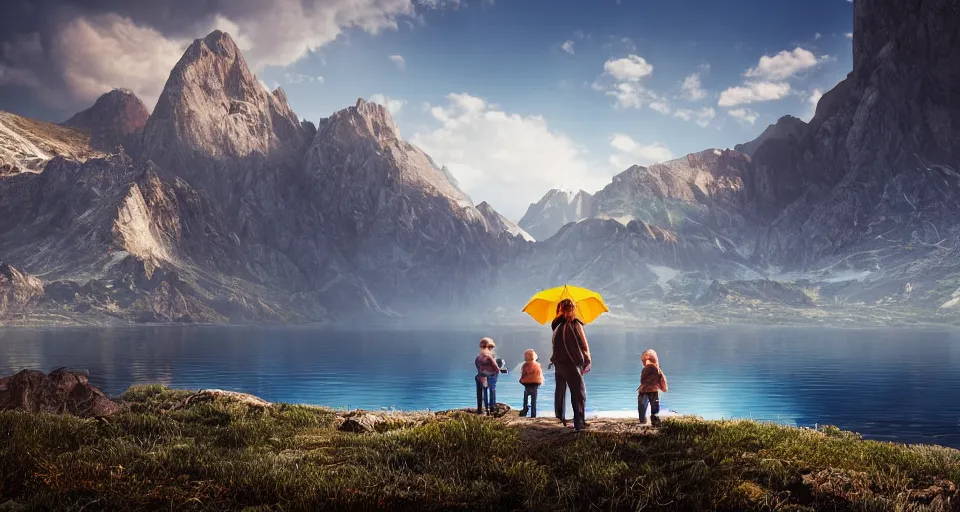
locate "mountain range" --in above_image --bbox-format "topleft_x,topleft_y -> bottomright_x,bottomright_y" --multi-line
2,0 -> 958,326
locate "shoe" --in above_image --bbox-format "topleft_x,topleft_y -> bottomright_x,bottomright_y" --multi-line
477,409 -> 484,415
639,416 -> 649,425
651,416 -> 662,427
520,406 -> 529,417
560,419 -> 568,427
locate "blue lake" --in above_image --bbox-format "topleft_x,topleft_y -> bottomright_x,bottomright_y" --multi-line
1,325 -> 958,448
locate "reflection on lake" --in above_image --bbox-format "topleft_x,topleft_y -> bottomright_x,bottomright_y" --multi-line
0,325 -> 958,447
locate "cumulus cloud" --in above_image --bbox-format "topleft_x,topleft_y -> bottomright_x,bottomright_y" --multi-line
388,54 -> 406,69
680,72 -> 706,101
718,81 -> 791,107
0,14 -> 187,111
808,88 -> 823,109
673,107 -> 716,127
603,55 -> 653,81
284,72 -> 324,84
369,93 -> 406,115
608,133 -> 673,169
411,93 -> 609,220
0,0 -> 453,114
561,40 -> 575,54
745,47 -> 824,81
845,32 -> 853,39
727,108 -> 759,125
602,81 -> 671,111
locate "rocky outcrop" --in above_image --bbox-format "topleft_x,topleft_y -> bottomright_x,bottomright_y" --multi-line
0,263 -> 43,317
0,112 -> 101,174
735,115 -> 808,157
477,201 -> 535,242
519,189 -> 594,242
0,368 -> 120,417
63,89 -> 149,152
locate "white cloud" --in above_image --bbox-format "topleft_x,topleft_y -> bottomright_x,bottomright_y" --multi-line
284,72 -> 324,84
745,47 -> 824,81
0,15 -> 188,110
603,55 -> 653,81
680,72 -> 706,101
2,0 -> 433,112
417,0 -> 464,9
608,133 -> 673,169
604,81 -> 672,111
388,54 -> 406,69
561,40 -> 575,54
814,32 -> 822,40
808,88 -> 823,109
673,107 -> 716,127
369,93 -> 406,115
411,93 -> 609,220
648,101 -> 672,115
718,81 -> 791,107
845,32 -> 854,39
727,108 -> 759,125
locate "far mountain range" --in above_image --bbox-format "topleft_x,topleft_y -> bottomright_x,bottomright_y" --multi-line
1,0 -> 958,327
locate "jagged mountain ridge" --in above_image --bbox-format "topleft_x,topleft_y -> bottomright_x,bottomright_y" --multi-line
511,0 -> 960,314
0,30 -> 526,324
518,189 -> 594,242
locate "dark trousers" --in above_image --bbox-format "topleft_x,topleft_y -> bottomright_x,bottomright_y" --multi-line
554,362 -> 586,427
475,373 -> 498,412
639,391 -> 660,421
522,384 -> 539,417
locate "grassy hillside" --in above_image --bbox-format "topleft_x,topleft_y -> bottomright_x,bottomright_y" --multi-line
0,385 -> 957,511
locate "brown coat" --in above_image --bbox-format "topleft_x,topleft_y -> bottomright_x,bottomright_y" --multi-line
638,364 -> 668,393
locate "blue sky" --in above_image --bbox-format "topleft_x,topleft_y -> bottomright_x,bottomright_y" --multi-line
256,0 -> 854,219
0,0 -> 854,220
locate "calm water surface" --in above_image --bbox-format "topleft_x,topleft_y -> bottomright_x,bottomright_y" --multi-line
1,326 -> 958,447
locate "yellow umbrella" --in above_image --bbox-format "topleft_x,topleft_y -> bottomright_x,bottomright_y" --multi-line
522,284 -> 610,325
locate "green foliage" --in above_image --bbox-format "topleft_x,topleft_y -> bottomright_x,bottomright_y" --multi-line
0,388 -> 958,511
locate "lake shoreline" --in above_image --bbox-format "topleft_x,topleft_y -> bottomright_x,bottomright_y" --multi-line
1,385 -> 957,511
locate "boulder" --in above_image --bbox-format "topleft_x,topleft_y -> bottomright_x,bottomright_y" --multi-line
0,368 -> 119,417
179,389 -> 273,409
338,413 -> 383,434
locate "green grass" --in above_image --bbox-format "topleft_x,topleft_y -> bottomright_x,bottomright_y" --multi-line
1,385 -> 958,511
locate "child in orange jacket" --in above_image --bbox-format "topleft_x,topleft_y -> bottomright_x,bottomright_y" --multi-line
519,349 -> 544,417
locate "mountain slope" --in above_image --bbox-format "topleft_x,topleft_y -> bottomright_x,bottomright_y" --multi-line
518,189 -> 594,241
0,112 -> 101,175
63,89 -> 149,152
734,115 -> 808,157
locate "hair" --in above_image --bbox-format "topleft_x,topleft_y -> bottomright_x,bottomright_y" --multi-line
524,349 -> 537,362
641,349 -> 659,366
558,299 -> 576,313
480,337 -> 496,350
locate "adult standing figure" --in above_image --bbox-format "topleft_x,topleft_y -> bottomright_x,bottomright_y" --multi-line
550,299 -> 592,431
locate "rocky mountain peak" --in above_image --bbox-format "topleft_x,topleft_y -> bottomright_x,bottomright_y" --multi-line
139,30 -> 304,176
476,201 -> 535,242
734,115 -> 808,157
306,99 -> 467,207
518,188 -> 596,242
63,88 -> 149,152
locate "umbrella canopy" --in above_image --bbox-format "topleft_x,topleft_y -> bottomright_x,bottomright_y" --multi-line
522,285 -> 609,325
